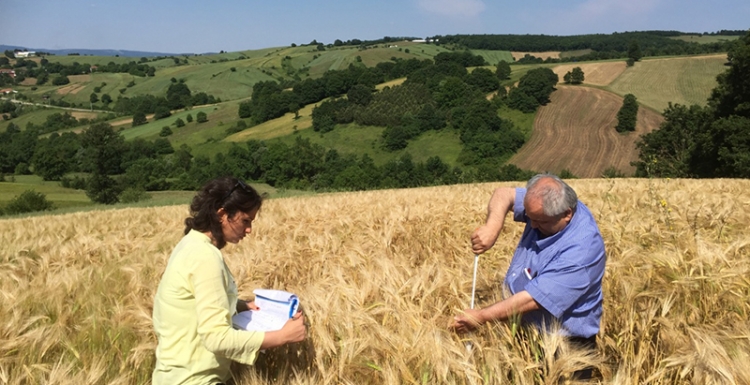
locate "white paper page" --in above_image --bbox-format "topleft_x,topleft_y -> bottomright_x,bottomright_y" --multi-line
232,310 -> 287,332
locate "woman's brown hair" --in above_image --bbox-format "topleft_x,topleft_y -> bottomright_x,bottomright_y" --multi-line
184,176 -> 263,249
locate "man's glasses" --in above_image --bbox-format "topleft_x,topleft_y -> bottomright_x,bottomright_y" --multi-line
223,179 -> 251,202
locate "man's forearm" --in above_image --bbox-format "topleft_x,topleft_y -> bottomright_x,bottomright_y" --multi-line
485,187 -> 516,231
478,290 -> 540,323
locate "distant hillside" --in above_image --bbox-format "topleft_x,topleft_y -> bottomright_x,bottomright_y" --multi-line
0,44 -> 186,58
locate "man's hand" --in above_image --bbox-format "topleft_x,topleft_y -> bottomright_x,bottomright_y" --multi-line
450,309 -> 484,334
471,225 -> 499,255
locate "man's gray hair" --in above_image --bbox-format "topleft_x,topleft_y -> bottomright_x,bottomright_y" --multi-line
525,173 -> 578,217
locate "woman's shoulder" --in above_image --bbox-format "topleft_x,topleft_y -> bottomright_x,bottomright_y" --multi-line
171,230 -> 222,263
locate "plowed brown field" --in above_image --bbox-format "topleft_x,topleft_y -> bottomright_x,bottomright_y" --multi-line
552,62 -> 627,86
509,86 -> 663,177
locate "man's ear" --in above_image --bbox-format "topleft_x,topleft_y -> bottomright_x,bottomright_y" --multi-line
562,208 -> 573,223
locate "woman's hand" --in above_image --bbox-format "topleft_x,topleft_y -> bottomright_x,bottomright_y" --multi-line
236,299 -> 260,313
261,311 -> 307,349
281,311 -> 307,343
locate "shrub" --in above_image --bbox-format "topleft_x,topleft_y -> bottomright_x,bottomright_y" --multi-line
4,190 -> 54,215
196,111 -> 208,123
159,126 -> 172,137
119,188 -> 151,204
14,162 -> 30,175
51,75 -> 70,86
60,175 -> 88,190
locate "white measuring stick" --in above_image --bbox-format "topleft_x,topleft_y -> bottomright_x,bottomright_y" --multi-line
466,254 -> 480,353
470,254 -> 479,309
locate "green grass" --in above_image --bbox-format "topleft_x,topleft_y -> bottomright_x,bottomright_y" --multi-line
0,175 -> 91,210
267,123 -> 465,166
498,104 -> 536,139
471,50 -> 514,66
606,54 -> 728,112
0,175 -> 311,218
0,105 -> 88,132
559,49 -> 594,58
669,35 -> 740,44
119,105 -> 218,141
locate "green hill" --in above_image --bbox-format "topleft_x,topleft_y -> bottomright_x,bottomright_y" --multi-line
0,36 -> 738,204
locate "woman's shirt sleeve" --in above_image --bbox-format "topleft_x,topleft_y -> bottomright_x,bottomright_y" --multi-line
187,246 -> 265,365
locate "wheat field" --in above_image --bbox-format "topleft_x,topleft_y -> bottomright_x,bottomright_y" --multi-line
1,178 -> 749,385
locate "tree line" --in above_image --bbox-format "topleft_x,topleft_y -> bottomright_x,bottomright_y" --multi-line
0,119 -> 536,206
432,31 -> 739,61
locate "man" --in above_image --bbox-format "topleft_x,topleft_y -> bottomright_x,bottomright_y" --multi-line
451,174 -> 606,351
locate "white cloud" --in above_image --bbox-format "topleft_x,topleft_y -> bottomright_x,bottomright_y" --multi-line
416,0 -> 486,18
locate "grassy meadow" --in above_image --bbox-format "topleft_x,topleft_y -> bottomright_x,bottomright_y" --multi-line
606,54 -> 728,113
1,178 -> 749,384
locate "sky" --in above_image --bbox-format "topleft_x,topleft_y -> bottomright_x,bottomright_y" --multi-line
1,0 -> 748,54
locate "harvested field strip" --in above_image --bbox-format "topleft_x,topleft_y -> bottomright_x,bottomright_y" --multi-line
552,61 -> 627,86
511,51 -> 561,60
607,54 -> 727,112
509,86 -> 663,177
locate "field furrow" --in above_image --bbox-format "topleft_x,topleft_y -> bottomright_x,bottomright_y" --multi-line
509,86 -> 663,177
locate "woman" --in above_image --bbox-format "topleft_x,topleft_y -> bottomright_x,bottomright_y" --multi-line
152,176 -> 306,385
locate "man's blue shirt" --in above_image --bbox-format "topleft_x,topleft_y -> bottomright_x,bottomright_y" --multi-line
504,188 -> 606,338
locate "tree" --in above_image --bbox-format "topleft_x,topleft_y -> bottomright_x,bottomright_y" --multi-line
153,106 -> 171,120
196,111 -> 208,123
89,93 -> 99,104
159,126 -> 173,137
466,67 -> 500,93
186,113 -> 193,123
132,111 -> 147,127
52,75 -> 70,85
495,60 -> 511,80
615,94 -> 639,132
80,122 -> 126,175
570,67 -> 584,84
101,93 -> 112,105
515,67 -> 558,106
238,101 -> 252,119
166,82 -> 192,110
709,32 -> 750,119
86,172 -> 121,204
628,40 -> 643,62
634,103 -> 712,177
174,118 -> 185,127
31,132 -> 80,180
347,84 -> 373,106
